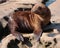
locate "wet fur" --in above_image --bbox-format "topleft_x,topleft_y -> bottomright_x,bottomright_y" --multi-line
8,11 -> 43,41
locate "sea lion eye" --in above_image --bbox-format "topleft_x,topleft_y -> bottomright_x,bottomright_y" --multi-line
38,7 -> 42,10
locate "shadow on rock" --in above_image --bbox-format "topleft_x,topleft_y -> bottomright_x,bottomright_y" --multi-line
43,23 -> 60,32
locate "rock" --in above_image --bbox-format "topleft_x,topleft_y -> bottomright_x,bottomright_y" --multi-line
48,0 -> 60,23
0,0 -> 42,19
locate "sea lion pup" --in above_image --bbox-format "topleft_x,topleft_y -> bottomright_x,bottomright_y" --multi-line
31,3 -> 51,27
8,11 -> 43,42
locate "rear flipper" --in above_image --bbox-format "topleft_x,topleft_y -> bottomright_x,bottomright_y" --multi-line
12,32 -> 24,41
8,18 -> 24,41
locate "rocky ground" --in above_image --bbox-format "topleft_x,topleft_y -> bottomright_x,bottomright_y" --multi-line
0,0 -> 60,48
0,0 -> 42,19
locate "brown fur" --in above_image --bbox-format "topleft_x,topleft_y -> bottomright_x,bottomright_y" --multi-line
8,11 -> 43,41
31,3 -> 51,26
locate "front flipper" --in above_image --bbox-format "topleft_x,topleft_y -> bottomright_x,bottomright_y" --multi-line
33,29 -> 42,41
